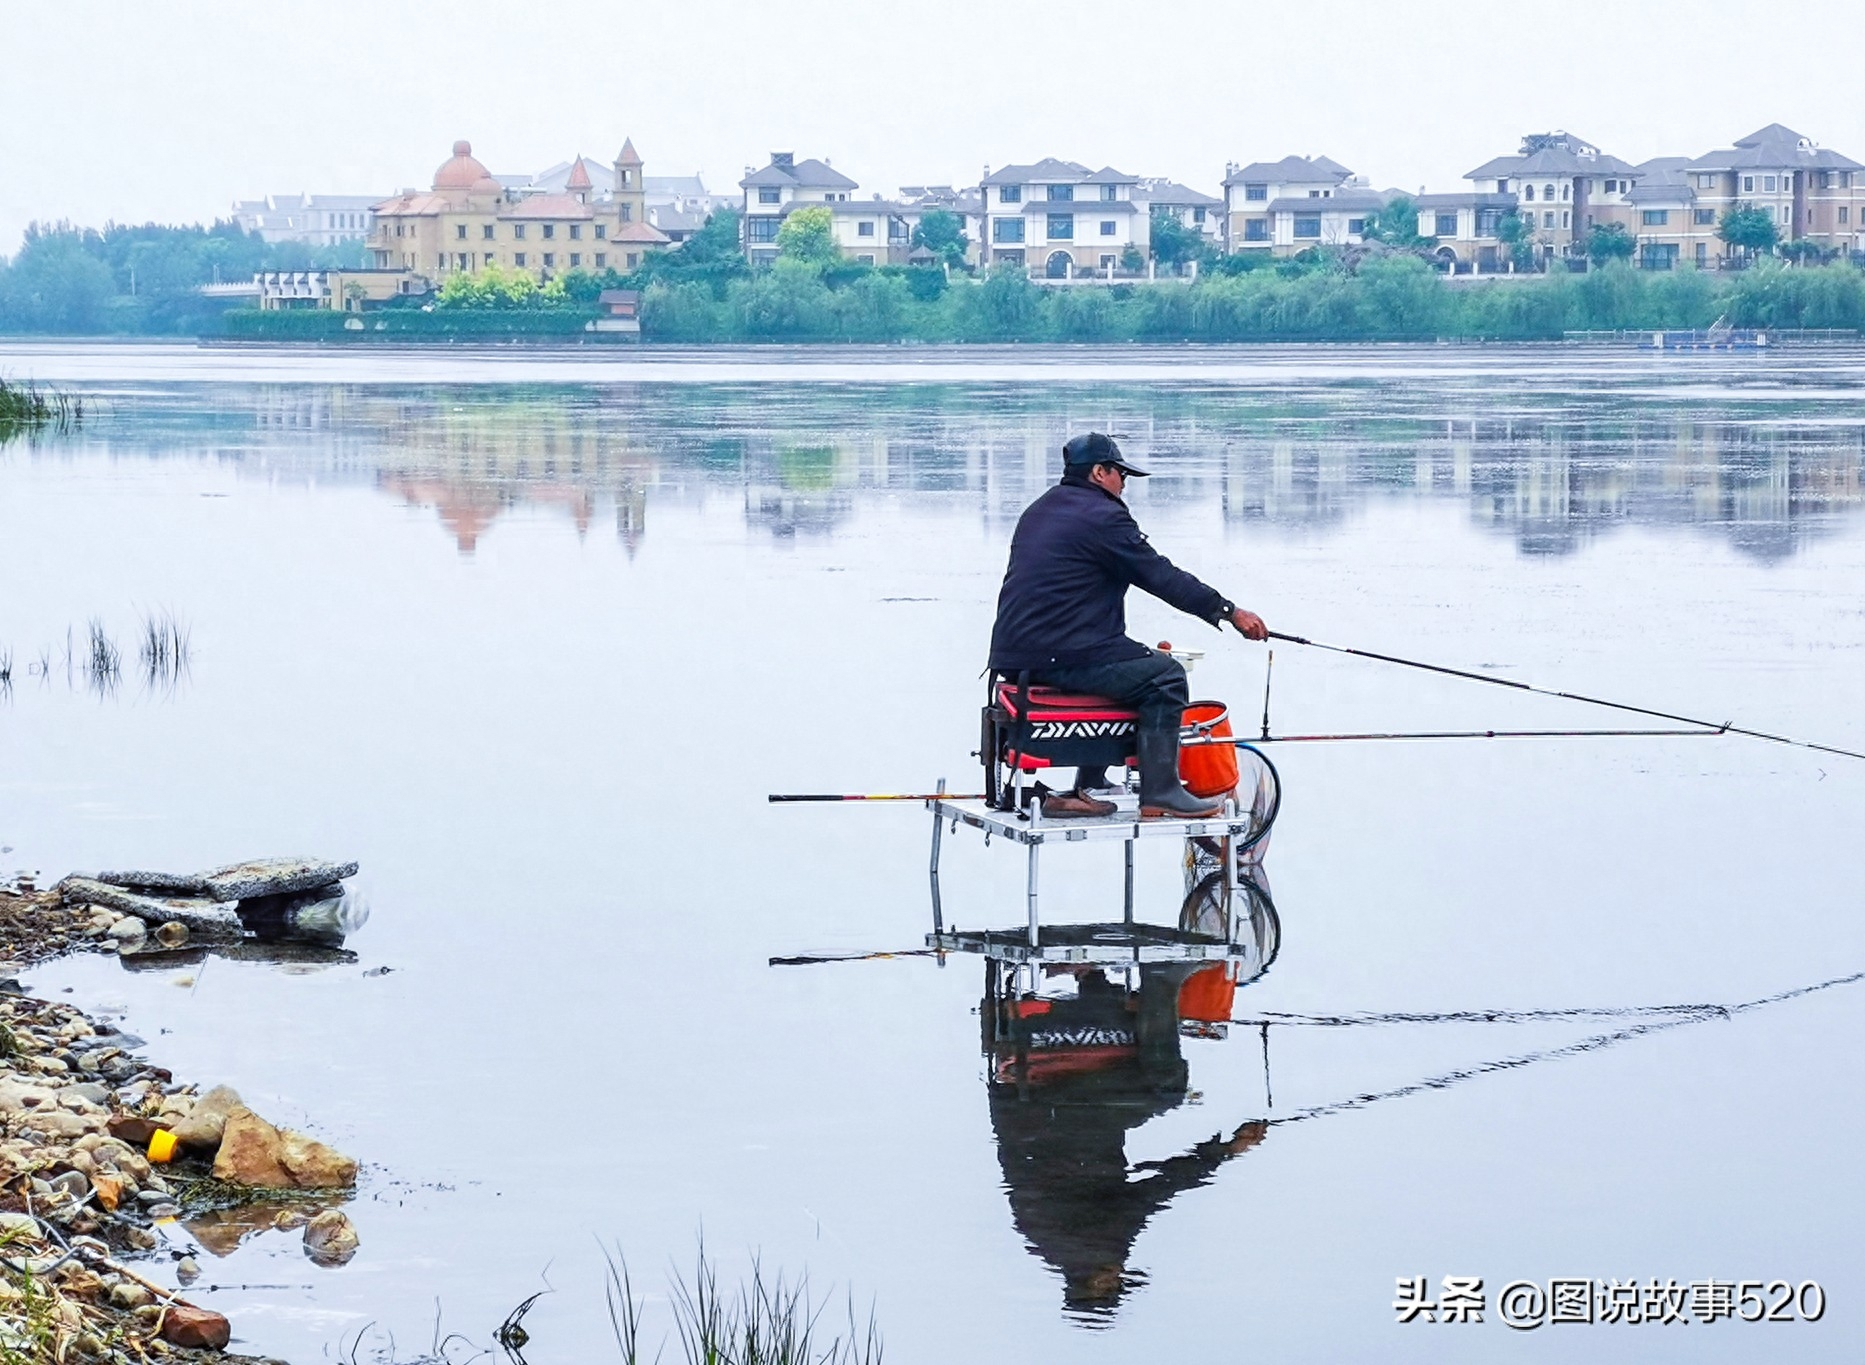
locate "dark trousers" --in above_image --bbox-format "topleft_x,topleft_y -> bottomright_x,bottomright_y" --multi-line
1031,650 -> 1188,788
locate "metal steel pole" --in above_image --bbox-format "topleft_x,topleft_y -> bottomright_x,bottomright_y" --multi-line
1026,838 -> 1041,947
929,777 -> 946,934
1123,839 -> 1135,923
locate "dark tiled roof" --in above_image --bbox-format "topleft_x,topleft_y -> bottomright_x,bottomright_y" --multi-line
1136,179 -> 1222,206
981,159 -> 1132,186
1264,188 -> 1391,213
740,158 -> 859,190
1223,155 -> 1350,187
1415,192 -> 1518,208
1687,124 -> 1863,172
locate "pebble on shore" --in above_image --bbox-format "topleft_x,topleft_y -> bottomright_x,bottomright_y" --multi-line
0,883 -> 361,1360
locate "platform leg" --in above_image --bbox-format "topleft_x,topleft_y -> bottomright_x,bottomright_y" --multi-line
929,777 -> 946,934
1026,840 -> 1041,947
1123,839 -> 1135,924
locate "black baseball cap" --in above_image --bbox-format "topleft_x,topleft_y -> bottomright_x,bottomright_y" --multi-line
1063,432 -> 1150,477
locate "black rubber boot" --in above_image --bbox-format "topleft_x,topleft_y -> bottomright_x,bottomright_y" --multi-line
1138,718 -> 1223,819
1072,765 -> 1111,793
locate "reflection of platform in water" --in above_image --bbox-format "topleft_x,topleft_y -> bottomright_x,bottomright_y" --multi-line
931,922 -> 1244,966
929,796 -> 1257,847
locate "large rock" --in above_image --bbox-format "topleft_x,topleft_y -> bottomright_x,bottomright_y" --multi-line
58,880 -> 241,938
302,1209 -> 359,1266
160,1305 -> 230,1351
199,858 -> 358,903
211,1107 -> 357,1189
171,1086 -> 244,1152
211,1108 -> 290,1186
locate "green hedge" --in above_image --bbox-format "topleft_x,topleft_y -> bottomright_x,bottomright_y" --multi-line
216,308 -> 604,341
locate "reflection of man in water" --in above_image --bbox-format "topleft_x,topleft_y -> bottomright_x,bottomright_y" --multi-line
988,964 -> 1266,1318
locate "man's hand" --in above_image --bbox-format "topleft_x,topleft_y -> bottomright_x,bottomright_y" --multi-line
1229,608 -> 1268,642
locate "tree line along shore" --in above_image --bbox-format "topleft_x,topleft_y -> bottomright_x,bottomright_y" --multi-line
7,210 -> 1865,344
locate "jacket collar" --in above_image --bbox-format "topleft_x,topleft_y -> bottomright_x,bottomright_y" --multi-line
1060,470 -> 1124,504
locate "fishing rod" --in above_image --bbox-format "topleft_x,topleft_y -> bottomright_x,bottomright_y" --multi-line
769,792 -> 984,803
1188,726 -> 1727,746
1261,629 -> 1865,762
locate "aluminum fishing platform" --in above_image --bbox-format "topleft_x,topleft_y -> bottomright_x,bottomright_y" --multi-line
925,782 -> 1265,947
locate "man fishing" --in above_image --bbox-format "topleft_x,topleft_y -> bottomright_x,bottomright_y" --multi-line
989,432 -> 1268,820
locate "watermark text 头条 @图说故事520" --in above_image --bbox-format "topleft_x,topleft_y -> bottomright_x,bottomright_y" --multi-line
1394,1275 -> 1826,1329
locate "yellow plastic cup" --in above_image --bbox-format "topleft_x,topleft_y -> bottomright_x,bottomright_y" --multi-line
147,1129 -> 178,1164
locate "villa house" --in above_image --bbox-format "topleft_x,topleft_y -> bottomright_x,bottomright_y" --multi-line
1682,124 -> 1865,256
896,186 -> 985,267
368,139 -> 668,291
1134,179 -> 1224,251
1222,155 -> 1353,251
738,152 -> 861,265
1412,193 -> 1519,270
979,159 -> 1150,277
1462,132 -> 1642,262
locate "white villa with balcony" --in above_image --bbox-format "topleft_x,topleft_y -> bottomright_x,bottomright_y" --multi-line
980,159 -> 1150,277
739,152 -> 861,265
1223,156 -> 1355,251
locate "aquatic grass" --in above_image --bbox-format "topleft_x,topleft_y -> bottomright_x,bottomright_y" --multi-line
0,379 -> 82,440
137,608 -> 192,689
602,1238 -> 881,1365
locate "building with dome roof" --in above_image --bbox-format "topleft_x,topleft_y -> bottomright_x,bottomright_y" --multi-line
366,137 -> 668,295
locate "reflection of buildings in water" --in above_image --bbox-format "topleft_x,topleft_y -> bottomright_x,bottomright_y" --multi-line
164,385 -> 1865,563
978,872 -> 1279,1322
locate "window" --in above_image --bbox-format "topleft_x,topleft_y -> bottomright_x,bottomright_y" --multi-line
1047,184 -> 1073,201
543,252 -> 555,267
1101,185 -> 1117,201
1099,254 -> 1115,269
482,224 -> 494,240
1764,175 -> 1777,192
569,225 -> 581,240
1843,172 -> 1853,189
1743,176 -> 1755,192
759,187 -> 781,204
1435,212 -> 1458,237
595,253 -> 606,267
1243,218 -> 1270,241
1843,207 -> 1851,224
1100,220 -> 1116,236
514,252 -> 526,267
992,217 -> 1024,244
999,185 -> 1022,204
620,205 -> 631,222
513,224 -> 527,239
626,253 -> 639,267
569,252 -> 581,266
1046,213 -> 1074,240
1543,211 -> 1555,228
1293,216 -> 1321,238
542,224 -> 555,239
1781,206 -> 1792,223
1697,242 -> 1708,262
857,221 -> 874,236
484,252 -> 496,265
1562,211 -> 1570,227
1820,171 -> 1833,189
1308,189 -> 1323,197
857,254 -> 874,264
1496,180 -> 1509,193
1698,173 -> 1717,189
1642,209 -> 1670,226
1604,179 -> 1617,192
456,224 -> 467,240
1561,185 -> 1570,200
1694,208 -> 1716,225
1347,217 -> 1365,235
1543,184 -> 1555,200
1523,184 -> 1535,201
1192,207 -> 1205,223
1244,183 -> 1267,201
746,217 -> 780,242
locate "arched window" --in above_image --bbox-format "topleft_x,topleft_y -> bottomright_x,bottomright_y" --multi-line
1543,184 -> 1556,201
1561,184 -> 1570,201
1524,185 -> 1535,201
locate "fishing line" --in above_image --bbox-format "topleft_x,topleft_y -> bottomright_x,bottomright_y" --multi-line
1263,629 -> 1865,762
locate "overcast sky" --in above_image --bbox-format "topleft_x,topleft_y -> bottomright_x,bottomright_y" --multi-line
6,0 -> 1863,254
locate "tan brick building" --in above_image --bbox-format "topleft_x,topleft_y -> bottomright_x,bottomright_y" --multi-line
369,140 -> 668,291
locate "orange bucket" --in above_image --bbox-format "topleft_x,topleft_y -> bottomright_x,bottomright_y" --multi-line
1179,701 -> 1239,799
1177,963 -> 1236,1023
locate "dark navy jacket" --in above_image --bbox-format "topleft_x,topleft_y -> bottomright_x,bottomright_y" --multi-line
988,474 -> 1233,672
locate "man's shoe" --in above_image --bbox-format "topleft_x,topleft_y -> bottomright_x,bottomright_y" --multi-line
1041,790 -> 1118,819
1137,717 -> 1225,819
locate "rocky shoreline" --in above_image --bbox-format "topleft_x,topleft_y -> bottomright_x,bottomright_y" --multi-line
0,885 -> 359,1363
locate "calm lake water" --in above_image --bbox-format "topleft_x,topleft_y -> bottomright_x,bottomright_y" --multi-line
3,341 -> 1864,1363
